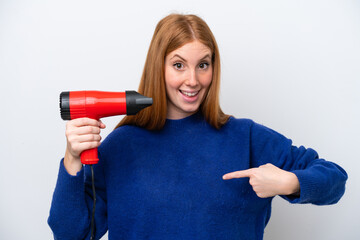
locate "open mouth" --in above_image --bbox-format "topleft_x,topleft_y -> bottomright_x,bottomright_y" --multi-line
179,90 -> 199,97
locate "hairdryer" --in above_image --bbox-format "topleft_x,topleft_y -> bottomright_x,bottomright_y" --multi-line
59,90 -> 152,165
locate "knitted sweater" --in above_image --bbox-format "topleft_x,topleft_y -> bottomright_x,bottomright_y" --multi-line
48,113 -> 347,240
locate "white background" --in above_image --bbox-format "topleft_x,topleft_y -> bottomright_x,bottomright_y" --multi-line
0,0 -> 359,239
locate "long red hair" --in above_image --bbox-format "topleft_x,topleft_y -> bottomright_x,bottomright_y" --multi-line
115,14 -> 230,130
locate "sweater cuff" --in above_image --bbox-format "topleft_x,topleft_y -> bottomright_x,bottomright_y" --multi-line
281,169 -> 319,204
54,159 -> 85,203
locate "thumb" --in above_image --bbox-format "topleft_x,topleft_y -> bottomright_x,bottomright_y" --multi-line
222,169 -> 253,180
99,120 -> 106,129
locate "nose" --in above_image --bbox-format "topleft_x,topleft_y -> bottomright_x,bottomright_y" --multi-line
186,69 -> 198,87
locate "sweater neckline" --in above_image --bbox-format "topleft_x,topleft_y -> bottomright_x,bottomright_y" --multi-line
165,111 -> 203,128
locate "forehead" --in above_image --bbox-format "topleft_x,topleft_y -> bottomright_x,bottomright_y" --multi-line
167,40 -> 212,59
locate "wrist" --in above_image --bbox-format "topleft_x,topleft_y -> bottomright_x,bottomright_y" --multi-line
64,150 -> 83,176
284,172 -> 300,196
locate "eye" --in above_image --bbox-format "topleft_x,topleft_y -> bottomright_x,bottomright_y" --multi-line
199,62 -> 209,70
173,62 -> 184,70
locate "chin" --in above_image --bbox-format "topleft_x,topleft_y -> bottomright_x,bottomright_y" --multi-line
181,105 -> 201,115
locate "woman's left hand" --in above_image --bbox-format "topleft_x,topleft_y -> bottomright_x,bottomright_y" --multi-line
222,163 -> 300,198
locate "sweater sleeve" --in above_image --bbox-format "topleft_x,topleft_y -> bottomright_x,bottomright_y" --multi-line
249,121 -> 348,205
48,156 -> 108,240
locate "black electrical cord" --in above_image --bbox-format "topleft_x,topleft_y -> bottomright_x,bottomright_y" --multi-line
90,165 -> 96,240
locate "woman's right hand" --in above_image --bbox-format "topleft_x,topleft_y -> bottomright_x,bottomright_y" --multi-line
64,118 -> 106,175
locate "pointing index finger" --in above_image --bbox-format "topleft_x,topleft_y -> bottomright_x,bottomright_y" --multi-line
222,169 -> 253,180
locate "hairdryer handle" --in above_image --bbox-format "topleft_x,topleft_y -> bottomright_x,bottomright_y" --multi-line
80,148 -> 99,165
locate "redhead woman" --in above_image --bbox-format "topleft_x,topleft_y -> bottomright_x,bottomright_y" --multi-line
48,14 -> 347,240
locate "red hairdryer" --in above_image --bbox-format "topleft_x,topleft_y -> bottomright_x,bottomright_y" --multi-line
59,90 -> 152,165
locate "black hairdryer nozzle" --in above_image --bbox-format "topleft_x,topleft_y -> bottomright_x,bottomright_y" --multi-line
126,91 -> 153,115
59,92 -> 71,120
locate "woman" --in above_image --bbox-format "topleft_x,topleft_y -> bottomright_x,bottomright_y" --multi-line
48,14 -> 347,240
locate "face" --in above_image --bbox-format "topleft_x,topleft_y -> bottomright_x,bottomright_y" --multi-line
164,40 -> 213,119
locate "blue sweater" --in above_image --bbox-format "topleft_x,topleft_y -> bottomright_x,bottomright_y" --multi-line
48,113 -> 347,240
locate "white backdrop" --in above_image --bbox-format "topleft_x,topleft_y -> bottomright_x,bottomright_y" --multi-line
0,0 -> 359,239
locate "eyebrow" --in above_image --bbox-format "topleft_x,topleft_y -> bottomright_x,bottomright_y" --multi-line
170,54 -> 211,62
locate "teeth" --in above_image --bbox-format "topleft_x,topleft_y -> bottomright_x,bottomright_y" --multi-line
181,91 -> 198,97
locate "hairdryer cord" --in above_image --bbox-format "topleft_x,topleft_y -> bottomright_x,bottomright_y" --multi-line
90,165 -> 96,240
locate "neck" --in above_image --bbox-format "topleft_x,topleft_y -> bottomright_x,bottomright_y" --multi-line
166,110 -> 198,120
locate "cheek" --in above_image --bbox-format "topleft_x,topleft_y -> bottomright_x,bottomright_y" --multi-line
200,71 -> 213,88
165,69 -> 181,90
